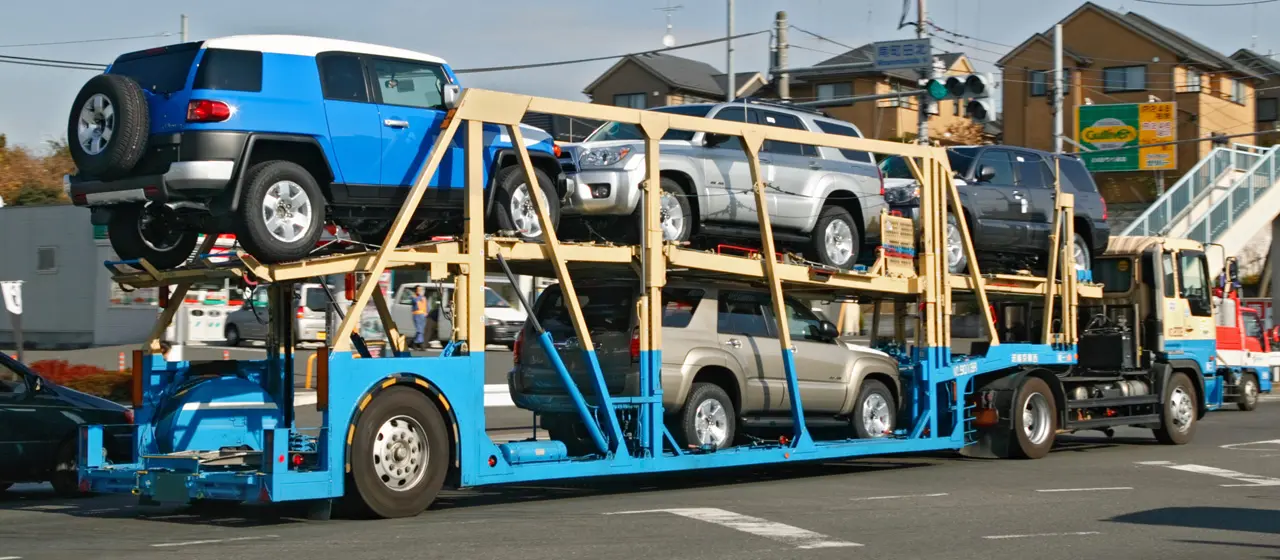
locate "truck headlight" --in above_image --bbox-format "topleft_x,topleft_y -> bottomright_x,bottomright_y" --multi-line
485,317 -> 500,326
579,146 -> 632,168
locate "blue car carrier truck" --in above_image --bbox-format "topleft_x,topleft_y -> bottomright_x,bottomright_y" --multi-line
79,89 -> 1211,519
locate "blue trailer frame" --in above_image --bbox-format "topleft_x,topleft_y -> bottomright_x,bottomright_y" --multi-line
78,89 -> 1133,517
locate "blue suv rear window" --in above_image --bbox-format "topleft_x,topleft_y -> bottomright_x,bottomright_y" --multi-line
110,43 -> 200,94
194,48 -> 263,92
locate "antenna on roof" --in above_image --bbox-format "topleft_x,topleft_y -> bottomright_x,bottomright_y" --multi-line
656,1 -> 684,48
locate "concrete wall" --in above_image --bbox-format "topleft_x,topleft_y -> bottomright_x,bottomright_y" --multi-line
0,205 -> 154,349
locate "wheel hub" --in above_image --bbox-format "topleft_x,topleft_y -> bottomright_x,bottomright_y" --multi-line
77,93 -> 115,156
262,180 -> 313,243
860,393 -> 891,436
693,399 -> 728,447
1170,387 -> 1193,430
372,415 -> 429,492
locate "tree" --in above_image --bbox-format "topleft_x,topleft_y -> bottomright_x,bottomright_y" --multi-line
0,135 -> 73,206
941,120 -> 986,145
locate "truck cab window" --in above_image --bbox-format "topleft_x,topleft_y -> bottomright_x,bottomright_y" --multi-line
1162,253 -> 1177,299
1178,252 -> 1211,317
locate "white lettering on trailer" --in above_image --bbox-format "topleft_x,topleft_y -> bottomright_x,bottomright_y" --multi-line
607,508 -> 862,549
983,531 -> 1100,540
1138,462 -> 1280,486
953,362 -> 978,376
1011,353 -> 1040,363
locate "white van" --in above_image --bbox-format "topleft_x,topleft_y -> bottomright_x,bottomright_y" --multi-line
391,281 -> 527,348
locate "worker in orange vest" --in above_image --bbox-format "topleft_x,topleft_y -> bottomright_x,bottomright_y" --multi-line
411,286 -> 429,350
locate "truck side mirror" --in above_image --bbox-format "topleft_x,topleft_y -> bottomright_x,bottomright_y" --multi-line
442,84 -> 461,109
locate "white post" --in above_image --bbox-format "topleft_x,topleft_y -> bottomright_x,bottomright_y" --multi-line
1053,24 -> 1064,154
726,0 -> 735,101
181,14 -> 188,42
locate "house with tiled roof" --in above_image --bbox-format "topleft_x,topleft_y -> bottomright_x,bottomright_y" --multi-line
998,2 -> 1263,204
583,52 -> 765,109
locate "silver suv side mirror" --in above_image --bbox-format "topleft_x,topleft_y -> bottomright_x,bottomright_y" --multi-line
443,84 -> 461,109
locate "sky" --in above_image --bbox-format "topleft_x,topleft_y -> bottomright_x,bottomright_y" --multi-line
3,0 -> 1280,151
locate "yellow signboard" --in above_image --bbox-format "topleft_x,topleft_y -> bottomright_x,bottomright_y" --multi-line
1138,102 -> 1176,171
1077,101 -> 1177,172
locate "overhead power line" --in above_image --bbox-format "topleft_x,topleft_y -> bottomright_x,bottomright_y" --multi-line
1134,0 -> 1278,6
0,58 -> 104,71
787,25 -> 857,52
453,29 -> 768,74
0,54 -> 105,70
0,32 -> 173,49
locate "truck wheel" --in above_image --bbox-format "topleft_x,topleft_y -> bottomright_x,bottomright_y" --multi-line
675,382 -> 736,450
1154,372 -> 1197,445
493,165 -> 559,241
346,387 -> 449,518
67,74 -> 149,179
224,325 -> 241,347
806,205 -> 859,269
1010,377 -> 1056,459
237,161 -> 326,264
1238,373 -> 1260,412
852,379 -> 895,438
107,203 -> 198,270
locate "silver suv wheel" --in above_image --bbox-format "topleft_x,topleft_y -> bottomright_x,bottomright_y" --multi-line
261,180 -> 314,243
694,398 -> 729,447
824,219 -> 854,265
860,392 -> 892,437
509,183 -> 543,238
659,190 -> 685,241
77,93 -> 114,156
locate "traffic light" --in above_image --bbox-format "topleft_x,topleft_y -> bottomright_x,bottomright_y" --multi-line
922,72 -> 994,123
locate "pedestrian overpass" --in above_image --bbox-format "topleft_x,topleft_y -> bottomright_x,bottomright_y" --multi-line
1121,143 -> 1280,291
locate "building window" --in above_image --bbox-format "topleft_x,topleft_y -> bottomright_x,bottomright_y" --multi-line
36,247 -> 56,273
613,93 -> 645,109
1231,79 -> 1247,104
1029,70 -> 1047,97
1259,98 -> 1278,122
816,82 -> 852,101
1182,67 -> 1202,93
1102,65 -> 1146,92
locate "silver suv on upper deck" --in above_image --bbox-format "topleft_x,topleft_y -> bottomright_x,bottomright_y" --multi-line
558,100 -> 886,269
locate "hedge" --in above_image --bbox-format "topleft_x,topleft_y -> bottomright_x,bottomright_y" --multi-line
29,360 -> 132,402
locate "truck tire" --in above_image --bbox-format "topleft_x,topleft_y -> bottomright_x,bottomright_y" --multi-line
107,203 -> 199,270
236,161 -> 327,264
806,205 -> 859,269
675,382 -> 736,450
1010,376 -> 1056,459
852,378 -> 895,438
1154,372 -> 1197,445
1238,373 -> 1260,412
345,387 -> 449,518
493,165 -> 560,241
67,74 -> 149,179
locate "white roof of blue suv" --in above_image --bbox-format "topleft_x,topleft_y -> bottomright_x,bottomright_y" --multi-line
200,34 -> 446,64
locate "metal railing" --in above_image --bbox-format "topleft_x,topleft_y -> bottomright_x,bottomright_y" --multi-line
1120,146 -> 1262,236
1185,145 -> 1280,244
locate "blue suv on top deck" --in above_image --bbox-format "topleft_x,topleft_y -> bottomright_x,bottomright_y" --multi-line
65,35 -> 564,268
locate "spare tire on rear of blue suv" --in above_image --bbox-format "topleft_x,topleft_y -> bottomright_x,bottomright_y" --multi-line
66,74 -> 150,179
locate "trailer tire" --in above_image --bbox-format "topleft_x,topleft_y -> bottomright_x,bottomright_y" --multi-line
1010,376 -> 1056,459
675,382 -> 736,450
345,387 -> 449,519
1154,372 -> 1197,445
1237,373 -> 1260,412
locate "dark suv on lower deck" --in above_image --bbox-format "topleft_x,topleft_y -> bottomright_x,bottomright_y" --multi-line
880,146 -> 1110,275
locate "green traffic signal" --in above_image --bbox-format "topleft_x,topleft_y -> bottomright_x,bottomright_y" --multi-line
926,79 -> 949,100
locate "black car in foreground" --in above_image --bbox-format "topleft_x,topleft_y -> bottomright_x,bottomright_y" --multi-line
0,354 -> 133,496
880,146 -> 1110,275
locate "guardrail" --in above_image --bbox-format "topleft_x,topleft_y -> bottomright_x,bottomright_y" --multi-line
1121,147 -> 1258,236
1185,146 -> 1280,244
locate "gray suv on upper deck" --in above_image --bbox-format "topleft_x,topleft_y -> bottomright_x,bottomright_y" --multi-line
559,101 -> 885,269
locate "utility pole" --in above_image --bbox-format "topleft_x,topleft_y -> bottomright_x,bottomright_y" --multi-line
916,0 -> 930,145
774,11 -> 790,99
181,14 -> 189,42
1053,24 -> 1064,154
726,0 -> 735,101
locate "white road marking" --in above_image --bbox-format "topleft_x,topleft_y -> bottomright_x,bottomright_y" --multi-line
17,505 -> 76,511
851,493 -> 949,501
1035,487 -> 1132,493
0,556 -> 23,559
607,508 -> 861,549
984,531 -> 1100,540
292,384 -> 514,408
1220,439 -> 1280,452
151,535 -> 278,548
1154,463 -> 1280,487
1136,461 -> 1174,465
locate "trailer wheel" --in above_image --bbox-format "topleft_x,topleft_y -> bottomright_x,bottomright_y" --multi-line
346,387 -> 448,518
1010,377 -> 1056,459
1154,372 -> 1197,445
1237,373 -> 1260,412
